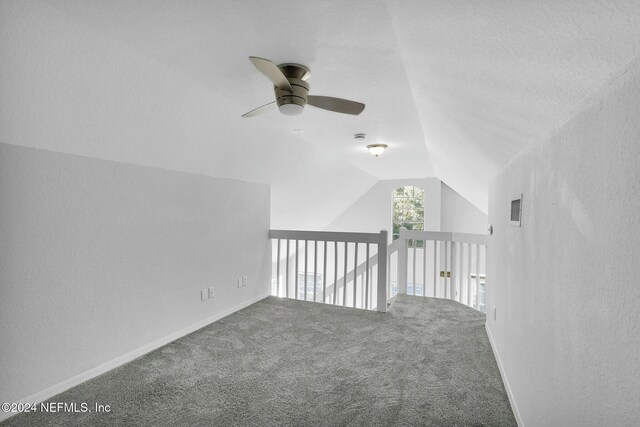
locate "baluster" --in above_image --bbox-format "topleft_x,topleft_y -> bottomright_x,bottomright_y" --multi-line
387,252 -> 391,298
313,240 -> 318,302
473,243 -> 480,310
276,238 -> 281,296
398,229 -> 407,295
433,240 -> 438,298
304,240 -> 308,301
450,241 -> 456,301
456,241 -> 460,300
295,240 -> 299,299
467,242 -> 472,307
412,239 -> 417,296
286,239 -> 290,298
365,244 -> 370,309
343,242 -> 348,306
362,272 -> 365,308
333,242 -> 338,305
323,241 -> 328,304
353,243 -> 358,308
444,240 -> 449,299
458,242 -> 463,302
422,240 -> 427,296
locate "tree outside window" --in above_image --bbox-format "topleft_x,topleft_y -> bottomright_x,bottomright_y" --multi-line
392,186 -> 424,244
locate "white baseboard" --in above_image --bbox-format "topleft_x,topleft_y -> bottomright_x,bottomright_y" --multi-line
485,323 -> 524,427
0,293 -> 270,422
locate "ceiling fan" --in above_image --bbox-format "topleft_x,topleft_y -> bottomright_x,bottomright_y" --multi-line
242,56 -> 365,117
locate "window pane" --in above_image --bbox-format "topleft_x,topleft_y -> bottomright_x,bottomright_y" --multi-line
392,185 -> 425,241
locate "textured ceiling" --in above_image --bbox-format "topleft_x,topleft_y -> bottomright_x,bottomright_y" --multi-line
2,0 -> 640,224
387,0 -> 640,210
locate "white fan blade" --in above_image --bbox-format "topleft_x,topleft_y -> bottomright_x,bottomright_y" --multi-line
242,101 -> 277,118
307,95 -> 365,115
249,57 -> 293,93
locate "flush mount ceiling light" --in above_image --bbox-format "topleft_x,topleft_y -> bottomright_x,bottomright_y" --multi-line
367,143 -> 388,157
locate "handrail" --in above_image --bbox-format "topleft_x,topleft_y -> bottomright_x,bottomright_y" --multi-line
398,230 -> 489,246
387,238 -> 401,254
269,229 -> 382,244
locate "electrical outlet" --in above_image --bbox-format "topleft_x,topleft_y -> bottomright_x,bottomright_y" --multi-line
208,286 -> 215,299
237,277 -> 243,288
201,289 -> 208,301
242,276 -> 248,287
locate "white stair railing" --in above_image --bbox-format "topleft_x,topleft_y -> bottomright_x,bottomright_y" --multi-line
269,230 -> 388,312
388,228 -> 489,312
270,228 -> 489,313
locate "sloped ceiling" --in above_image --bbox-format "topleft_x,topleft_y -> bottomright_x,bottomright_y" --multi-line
2,0 -> 640,226
386,0 -> 640,210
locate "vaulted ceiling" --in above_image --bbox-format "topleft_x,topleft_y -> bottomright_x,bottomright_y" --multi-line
2,0 -> 639,228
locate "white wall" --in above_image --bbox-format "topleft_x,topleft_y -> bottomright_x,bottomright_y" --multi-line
486,57 -> 640,426
0,143 -> 271,413
325,178 -> 489,238
324,178 -> 441,238
441,183 -> 488,234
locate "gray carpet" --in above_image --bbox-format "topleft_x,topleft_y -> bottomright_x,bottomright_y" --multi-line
3,295 -> 516,426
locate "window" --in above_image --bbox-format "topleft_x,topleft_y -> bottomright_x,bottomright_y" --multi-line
392,186 -> 425,241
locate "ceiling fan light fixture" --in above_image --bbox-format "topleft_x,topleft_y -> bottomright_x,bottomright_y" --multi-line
367,144 -> 388,157
278,103 -> 305,116
243,57 -> 365,117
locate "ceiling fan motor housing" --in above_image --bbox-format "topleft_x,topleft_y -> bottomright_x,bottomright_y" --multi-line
274,63 -> 311,115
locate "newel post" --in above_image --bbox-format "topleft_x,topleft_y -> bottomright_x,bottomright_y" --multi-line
376,229 -> 388,312
398,227 -> 408,295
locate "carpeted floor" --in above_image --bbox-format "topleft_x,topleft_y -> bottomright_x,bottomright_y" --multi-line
3,295 -> 516,426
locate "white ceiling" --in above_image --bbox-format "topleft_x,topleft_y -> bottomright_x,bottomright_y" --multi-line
2,0 -> 640,226
387,0 -> 640,210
